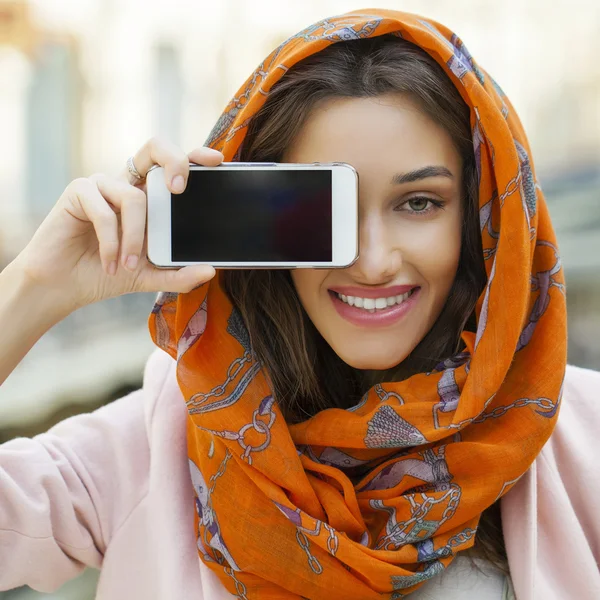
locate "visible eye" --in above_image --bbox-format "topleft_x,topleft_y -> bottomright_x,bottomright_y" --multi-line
394,196 -> 445,216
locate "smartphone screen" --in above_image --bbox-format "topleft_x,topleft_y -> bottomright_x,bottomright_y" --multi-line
171,169 -> 333,262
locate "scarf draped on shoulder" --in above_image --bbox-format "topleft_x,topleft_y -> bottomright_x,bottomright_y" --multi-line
149,9 -> 566,598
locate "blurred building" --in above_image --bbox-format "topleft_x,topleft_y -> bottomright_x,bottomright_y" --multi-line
0,0 -> 598,597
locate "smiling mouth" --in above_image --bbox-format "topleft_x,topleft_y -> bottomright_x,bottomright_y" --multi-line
327,286 -> 421,327
330,288 -> 418,312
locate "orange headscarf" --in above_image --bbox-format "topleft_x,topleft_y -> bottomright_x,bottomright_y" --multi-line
149,9 -> 567,598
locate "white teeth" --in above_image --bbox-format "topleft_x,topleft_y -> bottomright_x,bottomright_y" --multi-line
336,289 -> 414,311
363,298 -> 376,310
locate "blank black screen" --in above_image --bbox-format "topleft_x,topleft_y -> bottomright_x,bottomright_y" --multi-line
171,169 -> 332,262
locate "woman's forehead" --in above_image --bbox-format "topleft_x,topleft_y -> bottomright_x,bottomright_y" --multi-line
284,95 -> 462,180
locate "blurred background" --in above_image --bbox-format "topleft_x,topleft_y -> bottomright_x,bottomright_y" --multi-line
0,0 -> 599,597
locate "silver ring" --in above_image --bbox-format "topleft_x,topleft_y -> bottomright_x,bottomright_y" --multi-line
126,156 -> 144,181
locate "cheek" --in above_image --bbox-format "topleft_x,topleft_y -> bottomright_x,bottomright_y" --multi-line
290,270 -> 328,306
401,216 -> 462,287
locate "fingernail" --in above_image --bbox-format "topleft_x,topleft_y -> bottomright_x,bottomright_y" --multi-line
172,175 -> 185,193
108,261 -> 117,276
125,255 -> 138,271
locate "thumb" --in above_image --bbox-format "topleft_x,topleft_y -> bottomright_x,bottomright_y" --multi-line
138,264 -> 217,293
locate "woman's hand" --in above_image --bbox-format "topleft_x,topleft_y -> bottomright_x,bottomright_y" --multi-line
13,137 -> 223,315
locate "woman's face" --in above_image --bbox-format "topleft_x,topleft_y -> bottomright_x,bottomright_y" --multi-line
287,94 -> 464,370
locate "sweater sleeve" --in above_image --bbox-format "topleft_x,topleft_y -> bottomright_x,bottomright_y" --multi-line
0,348 -> 173,593
539,364 -> 600,563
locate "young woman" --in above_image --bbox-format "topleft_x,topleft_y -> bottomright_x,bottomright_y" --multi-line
1,9 -> 598,600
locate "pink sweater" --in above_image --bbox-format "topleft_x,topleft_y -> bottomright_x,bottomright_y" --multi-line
0,349 -> 599,599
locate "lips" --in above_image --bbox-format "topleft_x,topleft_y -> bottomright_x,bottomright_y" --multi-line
328,286 -> 421,328
329,285 -> 417,299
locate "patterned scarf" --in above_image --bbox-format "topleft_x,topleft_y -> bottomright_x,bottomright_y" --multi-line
149,9 -> 566,598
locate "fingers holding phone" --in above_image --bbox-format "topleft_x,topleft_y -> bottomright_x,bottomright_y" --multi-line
114,138 -> 222,272
119,137 -> 222,190
13,138 -> 221,315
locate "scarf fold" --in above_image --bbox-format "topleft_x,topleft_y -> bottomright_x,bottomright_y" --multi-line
149,10 -> 567,599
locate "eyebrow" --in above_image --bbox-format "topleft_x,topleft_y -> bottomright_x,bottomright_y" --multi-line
391,166 -> 454,185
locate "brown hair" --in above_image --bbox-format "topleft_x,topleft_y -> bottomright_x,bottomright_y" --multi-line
223,35 -> 507,573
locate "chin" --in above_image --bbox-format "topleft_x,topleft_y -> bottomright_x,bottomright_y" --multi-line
334,347 -> 411,371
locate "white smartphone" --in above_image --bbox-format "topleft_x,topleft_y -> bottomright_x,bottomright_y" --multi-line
146,162 -> 358,268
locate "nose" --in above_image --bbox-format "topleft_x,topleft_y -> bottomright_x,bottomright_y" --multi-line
346,213 -> 402,284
